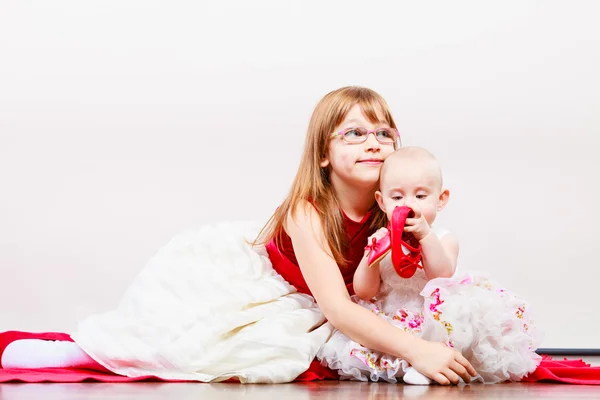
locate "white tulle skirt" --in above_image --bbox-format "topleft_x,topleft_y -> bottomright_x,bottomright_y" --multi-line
317,273 -> 543,383
71,221 -> 333,383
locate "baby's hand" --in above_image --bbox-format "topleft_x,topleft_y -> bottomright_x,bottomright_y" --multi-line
367,227 -> 389,246
404,206 -> 431,241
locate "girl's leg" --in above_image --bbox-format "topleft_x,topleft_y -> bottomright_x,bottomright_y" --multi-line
1,339 -> 107,371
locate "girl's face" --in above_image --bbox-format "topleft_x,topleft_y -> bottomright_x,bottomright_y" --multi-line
321,104 -> 396,189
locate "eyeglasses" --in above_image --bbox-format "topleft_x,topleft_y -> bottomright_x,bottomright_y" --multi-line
330,127 -> 401,146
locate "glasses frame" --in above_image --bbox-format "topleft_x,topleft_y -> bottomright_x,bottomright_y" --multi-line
330,127 -> 402,148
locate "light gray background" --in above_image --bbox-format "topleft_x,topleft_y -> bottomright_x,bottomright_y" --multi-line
1,0 -> 598,349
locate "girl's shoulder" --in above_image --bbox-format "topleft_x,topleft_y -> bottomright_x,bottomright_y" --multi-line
284,199 -> 321,235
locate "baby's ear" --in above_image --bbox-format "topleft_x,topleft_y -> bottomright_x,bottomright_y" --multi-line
375,191 -> 386,212
437,189 -> 450,211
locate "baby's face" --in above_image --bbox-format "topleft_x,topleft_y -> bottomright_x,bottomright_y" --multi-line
376,159 -> 444,225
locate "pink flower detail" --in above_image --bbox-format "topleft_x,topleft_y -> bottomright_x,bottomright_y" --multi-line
408,314 -> 424,330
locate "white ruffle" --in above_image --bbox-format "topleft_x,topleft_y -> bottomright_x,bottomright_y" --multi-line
318,255 -> 543,384
72,221 -> 333,383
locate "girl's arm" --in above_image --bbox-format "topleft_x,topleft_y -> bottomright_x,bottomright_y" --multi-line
285,201 -> 475,385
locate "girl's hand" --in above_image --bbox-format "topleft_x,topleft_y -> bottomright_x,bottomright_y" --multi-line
404,206 -> 431,241
405,340 -> 477,385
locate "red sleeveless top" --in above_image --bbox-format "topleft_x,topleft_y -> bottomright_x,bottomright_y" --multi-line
265,208 -> 376,297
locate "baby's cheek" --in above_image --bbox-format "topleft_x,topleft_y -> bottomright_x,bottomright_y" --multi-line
384,201 -> 396,219
381,146 -> 395,157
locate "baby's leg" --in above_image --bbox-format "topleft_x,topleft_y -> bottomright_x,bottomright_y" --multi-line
403,367 -> 432,385
1,339 -> 106,371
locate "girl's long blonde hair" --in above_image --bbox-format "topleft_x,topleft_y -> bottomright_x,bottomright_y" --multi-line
254,86 -> 398,268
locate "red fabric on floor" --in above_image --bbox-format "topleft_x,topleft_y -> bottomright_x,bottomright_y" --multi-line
1,331 -> 599,384
521,355 -> 600,385
0,367 -> 176,383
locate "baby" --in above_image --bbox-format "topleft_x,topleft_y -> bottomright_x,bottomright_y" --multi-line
317,147 -> 542,385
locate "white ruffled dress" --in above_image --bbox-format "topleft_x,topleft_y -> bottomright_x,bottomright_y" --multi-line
316,227 -> 543,383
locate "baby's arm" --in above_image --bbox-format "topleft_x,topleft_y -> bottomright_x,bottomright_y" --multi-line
419,232 -> 459,279
404,206 -> 458,279
353,228 -> 387,300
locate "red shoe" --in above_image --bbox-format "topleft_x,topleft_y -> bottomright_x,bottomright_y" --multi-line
365,206 -> 423,278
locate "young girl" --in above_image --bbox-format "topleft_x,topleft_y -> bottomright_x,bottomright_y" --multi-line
317,146 -> 542,384
0,87 -> 477,385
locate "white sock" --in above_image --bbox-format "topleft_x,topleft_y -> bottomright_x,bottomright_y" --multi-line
403,367 -> 432,385
1,339 -> 101,370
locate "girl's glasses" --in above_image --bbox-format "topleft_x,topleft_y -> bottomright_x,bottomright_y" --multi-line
331,127 -> 400,147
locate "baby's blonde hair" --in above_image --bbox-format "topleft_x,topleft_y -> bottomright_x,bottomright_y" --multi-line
380,146 -> 443,189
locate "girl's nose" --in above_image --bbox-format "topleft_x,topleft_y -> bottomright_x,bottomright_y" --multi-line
364,132 -> 381,151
